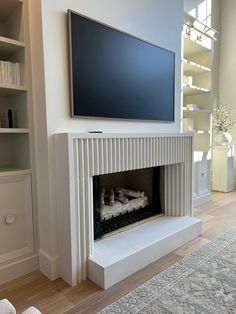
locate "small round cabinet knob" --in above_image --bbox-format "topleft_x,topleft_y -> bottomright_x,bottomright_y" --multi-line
5,214 -> 16,225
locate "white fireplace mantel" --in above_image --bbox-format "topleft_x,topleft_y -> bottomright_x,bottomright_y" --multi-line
55,132 -> 201,288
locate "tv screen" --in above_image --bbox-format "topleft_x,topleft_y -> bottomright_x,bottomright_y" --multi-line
68,10 -> 175,121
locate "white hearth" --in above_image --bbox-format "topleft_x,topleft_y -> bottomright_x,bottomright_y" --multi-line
55,133 -> 202,288
89,216 -> 201,288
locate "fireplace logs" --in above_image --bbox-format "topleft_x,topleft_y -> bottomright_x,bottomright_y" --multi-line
100,188 -> 149,221
93,167 -> 162,239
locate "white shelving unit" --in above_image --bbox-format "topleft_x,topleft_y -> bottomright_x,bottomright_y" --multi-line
0,0 -> 37,284
182,13 -> 218,206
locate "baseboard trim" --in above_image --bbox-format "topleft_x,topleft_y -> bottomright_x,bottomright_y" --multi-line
193,192 -> 211,207
38,249 -> 59,281
0,254 -> 39,285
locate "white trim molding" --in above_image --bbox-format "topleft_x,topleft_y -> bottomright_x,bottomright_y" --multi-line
0,254 -> 38,285
38,250 -> 59,281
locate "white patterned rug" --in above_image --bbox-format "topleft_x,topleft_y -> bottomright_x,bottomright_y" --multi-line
98,228 -> 236,314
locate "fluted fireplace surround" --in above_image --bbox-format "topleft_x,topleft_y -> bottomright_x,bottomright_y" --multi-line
55,133 -> 202,289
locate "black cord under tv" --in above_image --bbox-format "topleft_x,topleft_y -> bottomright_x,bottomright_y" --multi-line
68,10 -> 175,122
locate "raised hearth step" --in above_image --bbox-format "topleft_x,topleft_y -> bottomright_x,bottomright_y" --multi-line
88,216 -> 202,289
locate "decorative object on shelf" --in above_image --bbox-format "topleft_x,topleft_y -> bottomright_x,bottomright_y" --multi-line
8,109 -> 13,128
0,61 -> 21,86
183,75 -> 193,85
0,112 -> 6,128
214,132 -> 232,146
185,27 -> 191,36
182,118 -> 194,132
0,110 -> 15,128
212,104 -> 236,146
186,104 -> 200,110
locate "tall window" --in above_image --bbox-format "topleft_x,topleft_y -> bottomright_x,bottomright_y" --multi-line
189,0 -> 212,27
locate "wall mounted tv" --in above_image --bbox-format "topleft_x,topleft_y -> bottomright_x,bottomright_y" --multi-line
68,10 -> 175,122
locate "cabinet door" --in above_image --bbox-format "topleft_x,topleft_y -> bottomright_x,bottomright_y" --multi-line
199,153 -> 210,194
0,174 -> 34,263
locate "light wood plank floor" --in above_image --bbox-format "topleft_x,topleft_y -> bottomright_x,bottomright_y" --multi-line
1,191 -> 236,314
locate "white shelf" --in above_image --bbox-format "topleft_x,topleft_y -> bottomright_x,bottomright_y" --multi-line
0,167 -> 31,177
183,107 -> 212,113
183,83 -> 210,95
195,130 -> 210,134
0,36 -> 25,58
183,59 -> 211,75
0,128 -> 29,133
183,130 -> 210,134
0,83 -> 27,95
184,35 -> 211,57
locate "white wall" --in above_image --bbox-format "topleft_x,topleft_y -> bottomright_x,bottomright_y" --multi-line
219,0 -> 236,186
37,0 -> 184,278
41,0 -> 183,135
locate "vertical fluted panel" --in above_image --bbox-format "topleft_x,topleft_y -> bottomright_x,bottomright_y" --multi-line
108,139 -> 112,174
73,140 -> 82,282
75,135 -> 193,283
103,139 -> 108,174
77,140 -> 87,280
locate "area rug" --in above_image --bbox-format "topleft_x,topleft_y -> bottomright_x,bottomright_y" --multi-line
98,227 -> 236,313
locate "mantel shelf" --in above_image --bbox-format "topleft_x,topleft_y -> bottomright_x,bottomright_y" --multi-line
0,36 -> 25,58
183,59 -> 211,75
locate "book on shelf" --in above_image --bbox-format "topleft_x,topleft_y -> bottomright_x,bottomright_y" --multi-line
0,61 -> 22,86
0,109 -> 14,128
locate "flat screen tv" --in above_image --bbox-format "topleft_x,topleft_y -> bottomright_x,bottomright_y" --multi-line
68,10 -> 175,122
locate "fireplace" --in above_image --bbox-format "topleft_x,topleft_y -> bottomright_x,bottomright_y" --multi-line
55,133 -> 202,289
93,167 -> 163,239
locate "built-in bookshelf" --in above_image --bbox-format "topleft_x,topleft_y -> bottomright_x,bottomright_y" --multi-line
182,12 -> 218,206
0,0 -> 37,284
0,0 -> 29,173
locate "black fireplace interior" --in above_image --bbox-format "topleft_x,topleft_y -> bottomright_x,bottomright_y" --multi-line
93,167 -> 163,239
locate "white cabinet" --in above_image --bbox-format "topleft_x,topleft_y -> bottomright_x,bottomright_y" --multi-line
193,151 -> 211,206
182,13 -> 218,206
0,174 -> 34,263
212,145 -> 234,192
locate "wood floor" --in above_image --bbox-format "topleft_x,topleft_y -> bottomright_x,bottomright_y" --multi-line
1,191 -> 236,314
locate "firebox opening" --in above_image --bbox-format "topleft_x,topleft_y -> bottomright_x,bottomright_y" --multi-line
93,166 -> 164,239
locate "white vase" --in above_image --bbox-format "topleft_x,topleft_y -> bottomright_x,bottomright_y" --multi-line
214,131 -> 232,146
